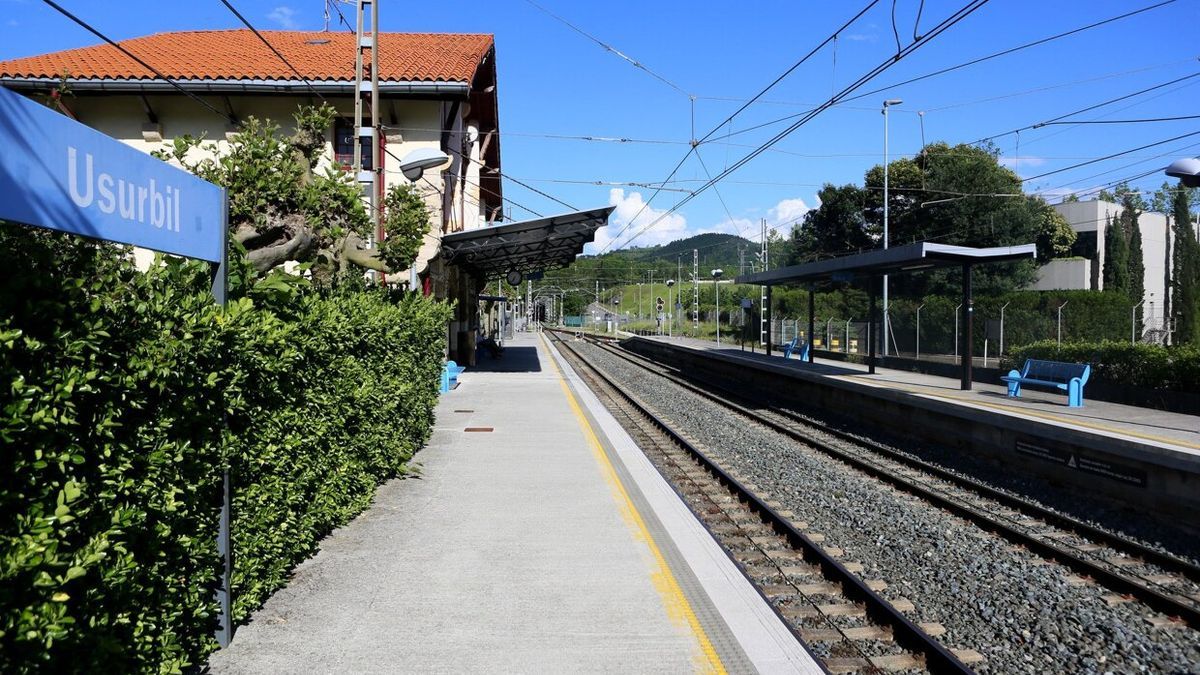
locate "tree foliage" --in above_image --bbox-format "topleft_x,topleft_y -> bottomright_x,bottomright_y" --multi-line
793,141 -> 1072,295
1103,213 -> 1130,295
153,104 -> 429,281
1172,181 -> 1200,345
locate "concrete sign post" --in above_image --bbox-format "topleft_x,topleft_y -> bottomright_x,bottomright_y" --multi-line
0,86 -> 233,645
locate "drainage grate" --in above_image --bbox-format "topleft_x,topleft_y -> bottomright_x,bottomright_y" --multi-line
464,427 -> 493,433
454,409 -> 475,413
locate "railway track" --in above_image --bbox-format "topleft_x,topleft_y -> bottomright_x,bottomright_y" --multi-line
570,334 -> 1200,633
548,331 -> 977,674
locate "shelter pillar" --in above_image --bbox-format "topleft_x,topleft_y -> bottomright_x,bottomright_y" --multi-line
961,263 -> 973,390
807,285 -> 815,364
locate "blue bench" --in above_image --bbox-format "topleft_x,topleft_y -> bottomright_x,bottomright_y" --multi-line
782,337 -> 810,361
440,360 -> 466,393
1000,359 -> 1091,407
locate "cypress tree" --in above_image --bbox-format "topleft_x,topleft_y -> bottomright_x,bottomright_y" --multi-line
1173,182 -> 1200,345
1126,201 -> 1145,305
1103,212 -> 1130,294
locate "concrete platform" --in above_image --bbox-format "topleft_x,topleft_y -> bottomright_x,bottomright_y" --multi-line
206,332 -> 819,674
627,334 -> 1200,520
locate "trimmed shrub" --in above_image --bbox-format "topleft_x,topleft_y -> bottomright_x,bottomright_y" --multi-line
1,225 -> 450,672
1004,340 -> 1200,394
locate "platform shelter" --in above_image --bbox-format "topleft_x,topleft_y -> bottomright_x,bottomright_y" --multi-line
736,242 -> 1035,390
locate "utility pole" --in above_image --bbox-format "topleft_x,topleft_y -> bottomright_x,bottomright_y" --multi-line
353,0 -> 381,282
759,218 -> 769,346
692,249 -> 699,335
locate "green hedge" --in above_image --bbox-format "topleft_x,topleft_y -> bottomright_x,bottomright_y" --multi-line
1004,340 -> 1200,393
1,226 -> 450,671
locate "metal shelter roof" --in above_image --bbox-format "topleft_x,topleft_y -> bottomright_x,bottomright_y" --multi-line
440,206 -> 614,279
735,241 -> 1037,286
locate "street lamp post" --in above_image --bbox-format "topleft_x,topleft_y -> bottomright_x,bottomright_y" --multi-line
955,303 -> 963,361
712,269 -> 724,346
882,98 -> 903,358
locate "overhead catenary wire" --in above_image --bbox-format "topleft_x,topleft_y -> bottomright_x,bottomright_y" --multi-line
599,0 -> 884,253
1021,130 -> 1200,183
711,0 -> 1180,145
614,0 -> 992,253
522,0 -> 691,97
40,0 -> 238,126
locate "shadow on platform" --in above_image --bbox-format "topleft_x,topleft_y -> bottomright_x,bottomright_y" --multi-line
469,346 -> 542,373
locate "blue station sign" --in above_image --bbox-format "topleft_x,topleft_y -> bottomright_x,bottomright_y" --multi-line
0,86 -> 224,262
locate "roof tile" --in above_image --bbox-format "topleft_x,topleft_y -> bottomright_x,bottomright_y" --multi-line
0,30 -> 493,83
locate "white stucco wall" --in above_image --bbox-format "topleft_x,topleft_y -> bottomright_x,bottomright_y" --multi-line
1028,258 -> 1091,291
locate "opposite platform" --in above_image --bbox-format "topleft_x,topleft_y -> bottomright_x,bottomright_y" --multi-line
207,331 -> 818,674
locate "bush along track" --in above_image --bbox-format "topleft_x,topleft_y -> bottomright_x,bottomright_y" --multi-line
0,225 -> 451,672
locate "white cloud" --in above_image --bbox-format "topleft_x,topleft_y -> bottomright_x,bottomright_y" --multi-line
768,197 -> 811,226
267,6 -> 299,30
589,188 -> 690,253
998,156 -> 1046,170
587,192 -> 813,254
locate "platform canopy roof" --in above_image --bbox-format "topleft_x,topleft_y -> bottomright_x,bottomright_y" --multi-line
735,241 -> 1037,286
440,206 -> 614,280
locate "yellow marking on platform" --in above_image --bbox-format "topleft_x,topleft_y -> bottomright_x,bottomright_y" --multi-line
540,335 -> 726,675
867,379 -> 1200,451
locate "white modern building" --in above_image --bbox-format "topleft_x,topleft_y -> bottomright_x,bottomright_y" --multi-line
1031,199 -> 1177,339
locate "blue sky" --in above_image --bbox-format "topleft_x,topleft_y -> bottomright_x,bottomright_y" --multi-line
2,0 -> 1197,253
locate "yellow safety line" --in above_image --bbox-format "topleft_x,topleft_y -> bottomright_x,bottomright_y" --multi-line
869,378 -> 1200,451
540,335 -> 726,675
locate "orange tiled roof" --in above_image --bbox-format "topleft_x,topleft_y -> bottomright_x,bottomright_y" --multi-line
0,30 -> 492,83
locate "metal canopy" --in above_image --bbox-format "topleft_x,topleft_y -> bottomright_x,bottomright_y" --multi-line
440,206 -> 614,279
735,242 -> 1037,286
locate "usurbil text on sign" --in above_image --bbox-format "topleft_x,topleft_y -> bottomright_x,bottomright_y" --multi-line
0,85 -> 223,262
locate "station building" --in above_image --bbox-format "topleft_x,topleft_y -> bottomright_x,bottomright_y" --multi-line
0,29 -> 506,358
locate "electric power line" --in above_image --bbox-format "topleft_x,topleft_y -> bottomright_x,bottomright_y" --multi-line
1021,130 -> 1200,183
599,0 -> 884,252
711,0 -> 1180,145
613,0 -> 992,252
522,0 -> 690,97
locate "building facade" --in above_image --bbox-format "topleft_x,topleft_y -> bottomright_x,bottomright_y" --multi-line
1033,199 -> 1175,339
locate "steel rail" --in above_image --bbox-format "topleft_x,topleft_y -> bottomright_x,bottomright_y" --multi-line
549,331 -> 975,675
580,334 -> 1200,630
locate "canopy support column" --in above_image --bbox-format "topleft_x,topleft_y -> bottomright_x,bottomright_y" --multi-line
807,284 -> 815,363
961,263 -> 973,390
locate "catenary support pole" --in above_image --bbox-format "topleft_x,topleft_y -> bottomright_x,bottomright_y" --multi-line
765,285 -> 773,356
961,263 -> 973,390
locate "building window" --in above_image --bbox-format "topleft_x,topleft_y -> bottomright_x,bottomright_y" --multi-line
334,118 -> 372,171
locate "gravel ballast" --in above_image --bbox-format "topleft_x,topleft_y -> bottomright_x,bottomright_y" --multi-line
575,341 -> 1200,674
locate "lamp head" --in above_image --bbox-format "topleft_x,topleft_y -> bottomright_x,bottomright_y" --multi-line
398,147 -> 451,181
666,279 -> 675,287
711,269 -> 723,279
1166,157 -> 1200,188
883,98 -> 903,107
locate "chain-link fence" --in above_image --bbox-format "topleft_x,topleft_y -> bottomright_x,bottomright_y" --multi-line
771,293 -> 1168,365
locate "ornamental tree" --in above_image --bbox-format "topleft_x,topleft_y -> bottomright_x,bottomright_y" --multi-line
153,104 -> 430,281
